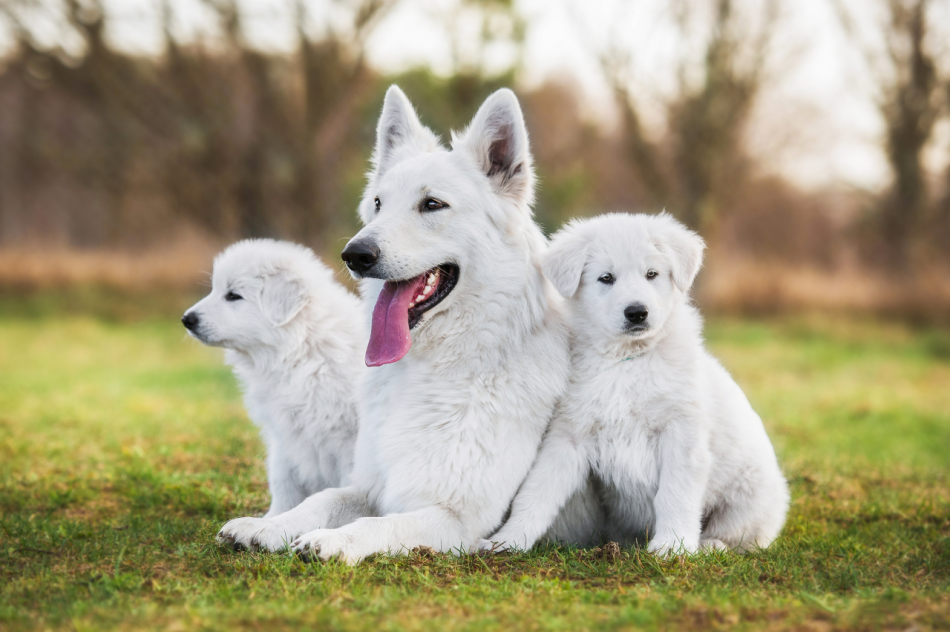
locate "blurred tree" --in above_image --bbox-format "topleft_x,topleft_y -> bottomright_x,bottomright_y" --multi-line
0,0 -> 163,245
668,0 -> 777,233
594,0 -> 778,235
0,0 -> 528,249
834,0 -> 947,267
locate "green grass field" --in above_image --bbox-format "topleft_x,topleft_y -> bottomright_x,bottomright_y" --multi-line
1,303 -> 948,631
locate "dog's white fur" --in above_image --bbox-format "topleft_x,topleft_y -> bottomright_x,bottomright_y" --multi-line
184,239 -> 365,517
478,213 -> 789,555
215,86 -> 572,562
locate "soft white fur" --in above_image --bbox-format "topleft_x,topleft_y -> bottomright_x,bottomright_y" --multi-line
184,239 -> 365,517
477,213 -> 789,555
215,86 -> 572,562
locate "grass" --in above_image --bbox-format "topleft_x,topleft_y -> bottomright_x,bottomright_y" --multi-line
0,300 -> 948,631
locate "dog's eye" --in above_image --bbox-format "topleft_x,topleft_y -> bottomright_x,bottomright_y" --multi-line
225,291 -> 243,302
646,270 -> 658,280
421,197 -> 447,212
598,273 -> 614,285
374,197 -> 381,212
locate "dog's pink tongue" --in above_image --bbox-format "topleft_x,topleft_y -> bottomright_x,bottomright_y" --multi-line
366,276 -> 425,367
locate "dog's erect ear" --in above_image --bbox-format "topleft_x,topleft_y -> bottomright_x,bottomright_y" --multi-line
456,88 -> 535,205
260,271 -> 309,327
372,85 -> 440,180
543,223 -> 590,298
655,214 -> 705,293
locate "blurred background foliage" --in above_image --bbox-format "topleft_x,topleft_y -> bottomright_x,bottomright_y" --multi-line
0,0 -> 949,320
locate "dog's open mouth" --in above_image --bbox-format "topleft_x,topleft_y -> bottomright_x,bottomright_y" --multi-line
366,264 -> 459,367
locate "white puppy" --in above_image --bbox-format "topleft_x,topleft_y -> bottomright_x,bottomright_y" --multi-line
215,87 -> 573,563
183,239 -> 365,517
478,213 -> 789,555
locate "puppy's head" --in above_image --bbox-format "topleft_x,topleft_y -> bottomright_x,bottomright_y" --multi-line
543,213 -> 704,344
182,239 -> 318,351
341,85 -> 538,366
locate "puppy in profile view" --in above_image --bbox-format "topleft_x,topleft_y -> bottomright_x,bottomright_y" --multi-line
478,213 -> 788,555
183,239 -> 365,517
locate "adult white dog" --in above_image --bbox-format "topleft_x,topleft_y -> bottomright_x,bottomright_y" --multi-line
478,213 -> 789,555
183,239 -> 365,517
215,86 -> 572,562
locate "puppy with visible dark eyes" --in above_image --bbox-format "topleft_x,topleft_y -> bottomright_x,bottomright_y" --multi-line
477,212 -> 789,555
183,239 -> 366,518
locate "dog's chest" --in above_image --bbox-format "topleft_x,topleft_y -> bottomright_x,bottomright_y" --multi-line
360,358 -> 556,515
569,363 -> 676,509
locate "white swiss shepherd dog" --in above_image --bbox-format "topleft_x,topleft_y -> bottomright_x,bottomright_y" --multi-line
183,239 -> 365,517
215,86 -> 572,562
477,213 -> 789,555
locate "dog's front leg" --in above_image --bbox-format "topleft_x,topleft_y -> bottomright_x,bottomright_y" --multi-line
475,426 -> 590,553
217,485 -> 371,552
263,443 -> 307,518
648,424 -> 711,556
292,505 -> 467,565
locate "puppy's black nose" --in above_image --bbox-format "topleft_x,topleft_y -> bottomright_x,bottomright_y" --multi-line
624,303 -> 648,325
341,239 -> 380,275
182,312 -> 199,331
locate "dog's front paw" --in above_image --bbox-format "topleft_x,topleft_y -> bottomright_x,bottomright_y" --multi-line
647,537 -> 697,557
292,529 -> 362,565
700,538 -> 729,551
471,538 -> 510,555
216,517 -> 295,552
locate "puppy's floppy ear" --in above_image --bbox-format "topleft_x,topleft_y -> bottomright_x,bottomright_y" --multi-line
260,270 -> 309,327
455,88 -> 535,206
372,85 -> 441,180
543,223 -> 590,298
654,213 -> 705,293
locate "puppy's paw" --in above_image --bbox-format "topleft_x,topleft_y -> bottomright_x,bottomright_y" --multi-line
292,529 -> 362,565
647,537 -> 697,557
471,538 -> 509,555
217,517 -> 294,552
700,538 -> 729,551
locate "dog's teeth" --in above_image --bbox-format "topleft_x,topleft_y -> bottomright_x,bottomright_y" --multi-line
423,286 -> 433,295
427,274 -> 436,286
416,294 -> 425,302
409,302 -> 415,308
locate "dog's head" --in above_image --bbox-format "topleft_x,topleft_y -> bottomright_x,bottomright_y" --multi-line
543,213 -> 704,346
182,239 -> 318,352
342,85 -> 537,366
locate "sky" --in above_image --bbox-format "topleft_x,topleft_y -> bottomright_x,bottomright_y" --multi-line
5,0 -> 950,193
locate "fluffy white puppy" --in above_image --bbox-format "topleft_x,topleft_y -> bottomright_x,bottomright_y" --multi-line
478,213 -> 789,555
183,239 -> 365,517
215,86 -> 572,563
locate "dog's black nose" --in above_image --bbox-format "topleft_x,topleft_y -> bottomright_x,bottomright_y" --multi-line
182,312 -> 199,331
624,303 -> 648,325
341,239 -> 380,275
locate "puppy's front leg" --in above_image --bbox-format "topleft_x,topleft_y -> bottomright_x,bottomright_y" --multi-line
263,442 -> 306,518
293,504 -> 467,565
217,485 -> 371,552
649,423 -> 711,555
476,425 -> 590,553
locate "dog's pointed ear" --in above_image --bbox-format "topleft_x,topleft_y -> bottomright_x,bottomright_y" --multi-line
372,85 -> 440,180
456,88 -> 534,205
655,213 -> 705,293
543,224 -> 589,298
260,271 -> 309,327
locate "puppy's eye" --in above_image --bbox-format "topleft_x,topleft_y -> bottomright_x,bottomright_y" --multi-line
421,197 -> 447,212
225,291 -> 243,302
646,270 -> 658,280
374,197 -> 381,212
598,273 -> 615,285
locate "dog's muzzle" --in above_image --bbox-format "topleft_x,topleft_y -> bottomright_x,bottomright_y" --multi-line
182,311 -> 200,332
622,303 -> 650,334
341,239 -> 380,276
